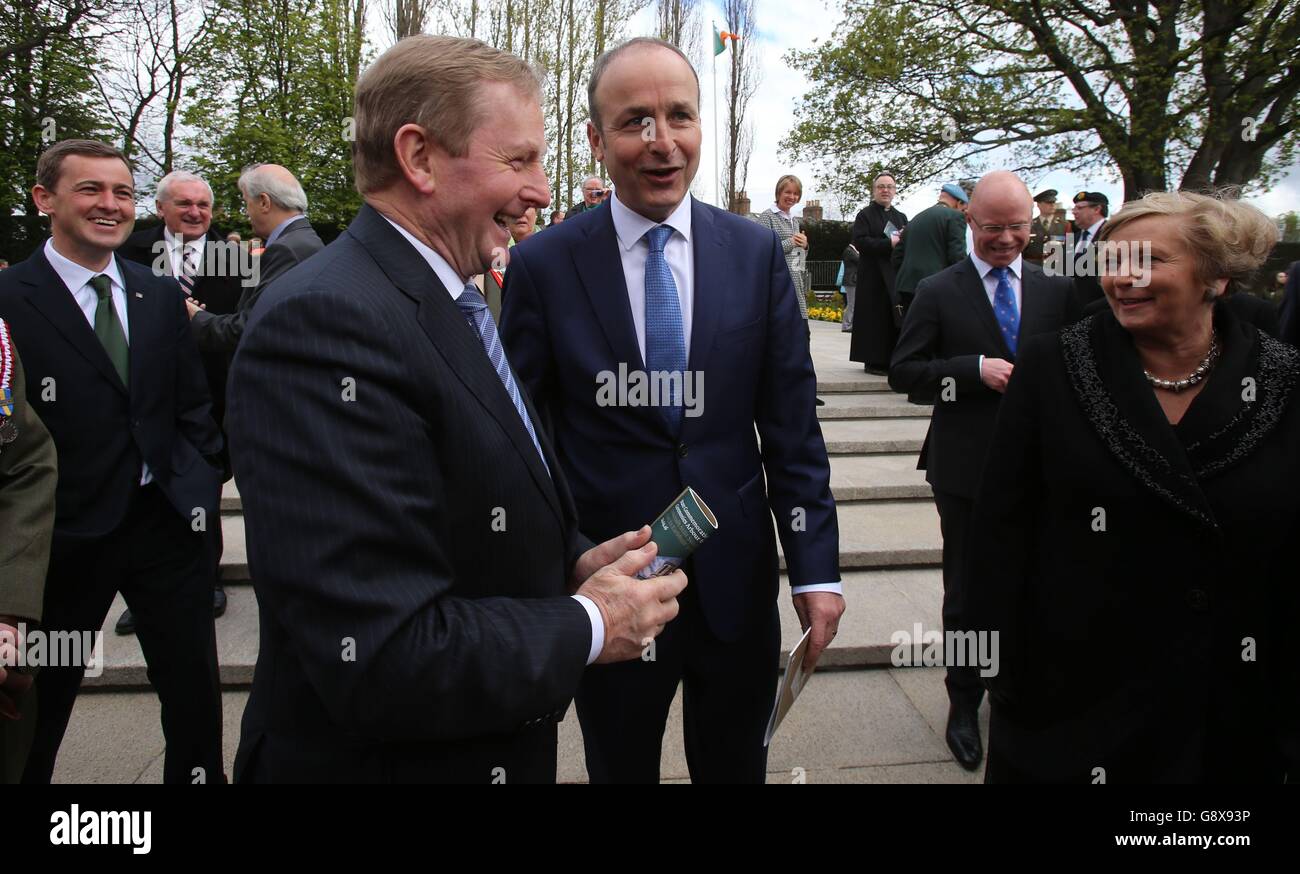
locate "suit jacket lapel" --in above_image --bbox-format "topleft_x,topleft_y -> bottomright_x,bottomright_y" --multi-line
348,205 -> 564,526
1019,262 -> 1049,341
685,199 -> 726,379
959,257 -> 1012,358
122,257 -> 150,400
575,207 -> 644,372
22,249 -> 128,395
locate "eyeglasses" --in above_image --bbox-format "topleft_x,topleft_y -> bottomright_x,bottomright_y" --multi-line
975,222 -> 1031,234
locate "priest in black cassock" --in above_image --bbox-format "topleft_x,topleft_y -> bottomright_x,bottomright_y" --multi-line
850,172 -> 909,373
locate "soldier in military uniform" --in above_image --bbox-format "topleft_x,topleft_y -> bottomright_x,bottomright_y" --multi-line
0,319 -> 58,783
1024,189 -> 1068,265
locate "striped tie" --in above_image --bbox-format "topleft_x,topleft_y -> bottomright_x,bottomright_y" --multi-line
177,244 -> 197,297
454,286 -> 549,475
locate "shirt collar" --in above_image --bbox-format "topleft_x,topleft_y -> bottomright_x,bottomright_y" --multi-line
611,191 -> 693,253
769,203 -> 791,219
969,251 -> 1022,281
44,237 -> 126,297
380,214 -> 468,301
1083,218 -> 1106,236
265,214 -> 304,248
163,225 -> 205,253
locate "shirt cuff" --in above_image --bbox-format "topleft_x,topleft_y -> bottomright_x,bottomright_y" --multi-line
978,354 -> 984,380
791,582 -> 843,596
571,594 -> 604,665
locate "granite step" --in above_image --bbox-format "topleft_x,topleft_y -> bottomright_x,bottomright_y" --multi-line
218,494 -> 940,582
816,392 -> 931,420
84,567 -> 945,689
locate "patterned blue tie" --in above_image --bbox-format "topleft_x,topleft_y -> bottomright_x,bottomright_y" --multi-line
643,225 -> 686,432
455,286 -> 549,474
991,266 -> 1020,356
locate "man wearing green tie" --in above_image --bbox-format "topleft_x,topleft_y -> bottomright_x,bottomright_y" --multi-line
0,140 -> 224,783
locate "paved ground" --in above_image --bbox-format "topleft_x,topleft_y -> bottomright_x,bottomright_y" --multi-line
56,668 -> 987,784
50,319 -> 982,783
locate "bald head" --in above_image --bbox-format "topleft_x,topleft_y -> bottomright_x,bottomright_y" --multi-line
239,163 -> 308,238
967,171 -> 1033,266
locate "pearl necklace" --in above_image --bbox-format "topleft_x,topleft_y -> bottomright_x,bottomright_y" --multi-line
1144,330 -> 1220,392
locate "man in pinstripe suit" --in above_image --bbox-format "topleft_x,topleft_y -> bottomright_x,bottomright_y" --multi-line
226,35 -> 685,784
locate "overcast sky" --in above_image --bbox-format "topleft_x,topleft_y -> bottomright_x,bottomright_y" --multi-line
630,0 -> 1299,222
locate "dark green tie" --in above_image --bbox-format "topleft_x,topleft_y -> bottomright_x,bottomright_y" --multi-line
89,274 -> 129,386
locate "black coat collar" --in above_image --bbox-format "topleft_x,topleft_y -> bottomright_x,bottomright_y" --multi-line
1060,302 -> 1300,530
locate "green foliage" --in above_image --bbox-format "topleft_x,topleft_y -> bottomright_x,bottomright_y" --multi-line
182,0 -> 367,233
782,0 -> 1300,206
0,0 -> 111,259
803,218 -> 851,261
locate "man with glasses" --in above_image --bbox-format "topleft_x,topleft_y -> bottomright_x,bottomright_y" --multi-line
887,171 -> 1077,773
1068,190 -> 1109,310
568,175 -> 611,217
849,171 -> 908,374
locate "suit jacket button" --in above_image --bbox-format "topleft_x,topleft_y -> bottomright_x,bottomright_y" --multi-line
677,443 -> 688,458
1188,588 -> 1209,611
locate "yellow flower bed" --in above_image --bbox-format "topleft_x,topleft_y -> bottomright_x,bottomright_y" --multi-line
807,306 -> 843,323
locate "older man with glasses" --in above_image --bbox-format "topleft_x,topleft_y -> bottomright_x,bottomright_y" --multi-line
849,171 -> 909,374
568,175 -> 611,217
888,170 -> 1081,773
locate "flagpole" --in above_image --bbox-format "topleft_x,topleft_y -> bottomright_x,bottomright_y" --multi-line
713,20 -> 720,209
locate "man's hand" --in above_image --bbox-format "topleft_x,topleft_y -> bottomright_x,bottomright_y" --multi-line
184,298 -> 205,320
889,232 -> 901,247
571,525 -> 652,592
980,357 -> 1014,393
575,541 -> 687,664
0,621 -> 33,720
792,231 -> 808,249
792,592 -> 845,672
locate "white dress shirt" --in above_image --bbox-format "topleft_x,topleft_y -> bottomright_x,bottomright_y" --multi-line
163,226 -> 205,278
381,214 -> 605,665
44,238 -> 152,486
1074,218 -> 1105,253
609,191 -> 695,365
970,252 -> 1024,377
610,196 -> 841,598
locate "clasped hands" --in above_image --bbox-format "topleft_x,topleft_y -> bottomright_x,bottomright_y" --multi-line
570,528 -> 844,671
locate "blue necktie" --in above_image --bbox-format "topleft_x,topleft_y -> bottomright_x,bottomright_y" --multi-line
454,286 -> 549,474
991,266 -> 1020,355
643,225 -> 686,432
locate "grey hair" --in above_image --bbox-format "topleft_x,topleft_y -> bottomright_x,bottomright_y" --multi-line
581,175 -> 603,188
587,37 -> 700,131
156,170 -> 213,205
238,163 -> 308,213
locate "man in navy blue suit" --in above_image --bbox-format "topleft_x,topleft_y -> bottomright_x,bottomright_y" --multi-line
501,37 -> 843,783
0,140 -> 224,783
225,35 -> 685,783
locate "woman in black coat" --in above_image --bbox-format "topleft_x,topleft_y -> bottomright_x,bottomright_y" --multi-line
966,191 -> 1299,783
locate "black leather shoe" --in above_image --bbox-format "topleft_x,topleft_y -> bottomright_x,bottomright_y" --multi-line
114,608 -> 136,636
945,704 -> 983,771
816,397 -> 826,406
864,365 -> 888,375
213,586 -> 228,618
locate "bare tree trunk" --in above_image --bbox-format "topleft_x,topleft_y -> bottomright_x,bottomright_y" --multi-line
721,0 -> 758,211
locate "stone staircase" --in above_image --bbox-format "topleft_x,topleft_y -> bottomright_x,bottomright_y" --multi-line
84,320 -> 942,689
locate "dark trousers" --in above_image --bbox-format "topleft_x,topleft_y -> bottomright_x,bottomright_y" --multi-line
932,489 -> 986,712
575,578 -> 780,784
21,485 -> 223,784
